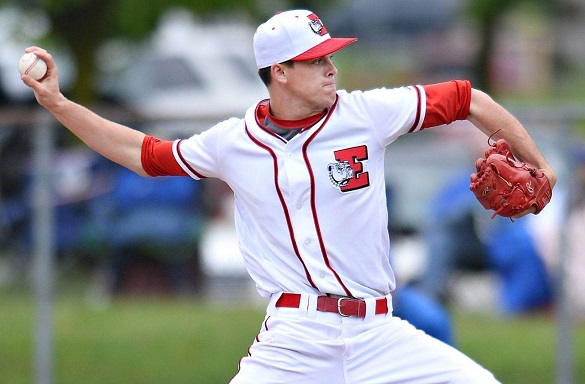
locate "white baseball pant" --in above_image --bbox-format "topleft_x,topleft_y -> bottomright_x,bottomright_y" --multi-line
230,293 -> 500,384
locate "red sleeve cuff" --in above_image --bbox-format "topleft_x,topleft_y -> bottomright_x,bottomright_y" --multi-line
141,135 -> 188,177
421,80 -> 471,129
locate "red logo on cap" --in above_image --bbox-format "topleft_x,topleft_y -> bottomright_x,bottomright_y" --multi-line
307,13 -> 327,36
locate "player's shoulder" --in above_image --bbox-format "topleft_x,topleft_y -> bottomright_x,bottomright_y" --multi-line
335,86 -> 419,110
338,85 -> 417,99
192,116 -> 245,144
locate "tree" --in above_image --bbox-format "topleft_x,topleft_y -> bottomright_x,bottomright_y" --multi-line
467,0 -> 557,93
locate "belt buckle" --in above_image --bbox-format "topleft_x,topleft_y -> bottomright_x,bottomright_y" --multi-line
337,298 -> 351,317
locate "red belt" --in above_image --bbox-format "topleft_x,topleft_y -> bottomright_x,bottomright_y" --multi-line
275,293 -> 388,318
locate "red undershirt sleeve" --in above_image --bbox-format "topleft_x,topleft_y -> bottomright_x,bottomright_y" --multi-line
421,80 -> 471,129
141,135 -> 188,177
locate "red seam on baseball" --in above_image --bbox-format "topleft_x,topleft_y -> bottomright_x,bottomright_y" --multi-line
25,56 -> 41,76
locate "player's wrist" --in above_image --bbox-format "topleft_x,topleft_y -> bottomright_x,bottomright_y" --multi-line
42,92 -> 69,113
541,167 -> 557,189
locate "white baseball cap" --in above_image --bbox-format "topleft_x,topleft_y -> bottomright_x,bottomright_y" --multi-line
253,10 -> 357,69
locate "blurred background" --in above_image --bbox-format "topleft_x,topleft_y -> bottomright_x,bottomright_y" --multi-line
1,0 -> 585,383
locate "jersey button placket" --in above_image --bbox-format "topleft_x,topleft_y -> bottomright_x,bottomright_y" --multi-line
282,142 -> 324,287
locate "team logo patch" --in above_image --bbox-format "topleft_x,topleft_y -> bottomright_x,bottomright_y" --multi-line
328,161 -> 354,188
328,145 -> 370,192
307,13 -> 327,36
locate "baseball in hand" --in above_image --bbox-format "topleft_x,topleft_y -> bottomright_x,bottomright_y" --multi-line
18,52 -> 47,80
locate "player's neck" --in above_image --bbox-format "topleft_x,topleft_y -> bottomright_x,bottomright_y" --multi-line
258,101 -> 326,130
267,91 -> 330,121
265,103 -> 327,129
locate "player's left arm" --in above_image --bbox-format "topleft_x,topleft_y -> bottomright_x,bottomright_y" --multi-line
467,88 -> 557,191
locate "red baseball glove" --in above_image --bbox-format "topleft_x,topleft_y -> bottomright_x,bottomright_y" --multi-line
469,139 -> 552,219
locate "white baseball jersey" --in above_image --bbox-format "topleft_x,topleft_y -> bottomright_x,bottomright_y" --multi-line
142,80 -> 502,383
142,80 -> 471,300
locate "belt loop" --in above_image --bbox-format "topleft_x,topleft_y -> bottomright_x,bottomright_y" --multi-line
363,297 -> 376,320
385,293 -> 393,316
306,294 -> 318,318
298,293 -> 310,316
270,292 -> 284,307
268,292 -> 284,316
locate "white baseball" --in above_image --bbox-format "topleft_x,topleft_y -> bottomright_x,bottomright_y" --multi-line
18,52 -> 48,80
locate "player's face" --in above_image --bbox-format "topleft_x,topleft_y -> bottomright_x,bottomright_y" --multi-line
285,55 -> 338,113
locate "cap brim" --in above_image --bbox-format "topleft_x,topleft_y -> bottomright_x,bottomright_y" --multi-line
291,37 -> 357,61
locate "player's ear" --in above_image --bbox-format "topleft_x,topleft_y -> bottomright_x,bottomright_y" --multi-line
272,64 -> 288,83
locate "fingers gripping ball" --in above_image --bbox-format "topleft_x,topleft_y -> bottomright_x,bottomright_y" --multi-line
469,139 -> 552,219
18,52 -> 47,80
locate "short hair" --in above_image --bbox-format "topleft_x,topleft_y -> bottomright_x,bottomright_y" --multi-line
257,60 -> 295,87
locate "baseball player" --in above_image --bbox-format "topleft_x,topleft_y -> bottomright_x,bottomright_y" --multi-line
22,9 -> 556,384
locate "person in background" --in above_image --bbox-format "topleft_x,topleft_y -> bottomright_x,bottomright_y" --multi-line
416,171 -> 553,315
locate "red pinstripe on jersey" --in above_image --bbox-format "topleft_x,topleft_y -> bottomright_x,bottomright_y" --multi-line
176,140 -> 207,179
408,85 -> 423,133
302,101 -> 354,297
244,124 -> 319,291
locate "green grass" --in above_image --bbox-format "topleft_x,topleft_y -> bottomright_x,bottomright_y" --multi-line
455,312 -> 585,384
0,288 -> 265,384
2,287 -> 585,384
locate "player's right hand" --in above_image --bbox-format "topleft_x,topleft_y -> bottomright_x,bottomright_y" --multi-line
20,46 -> 64,110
